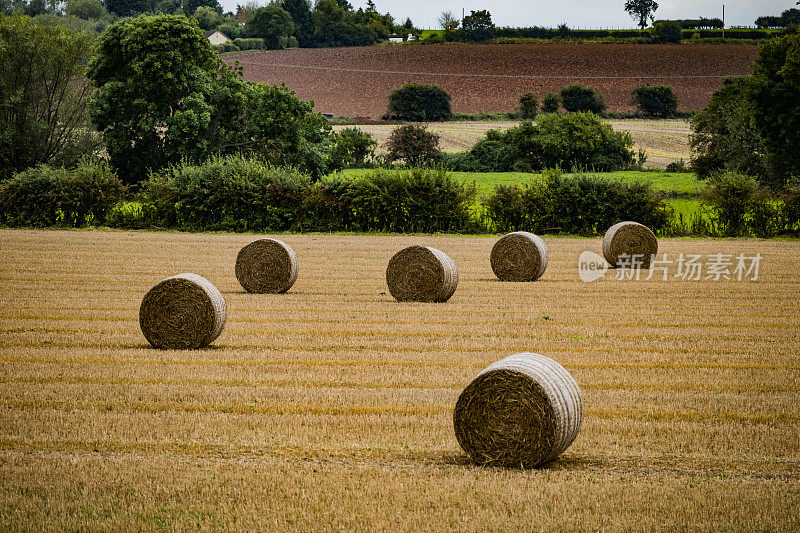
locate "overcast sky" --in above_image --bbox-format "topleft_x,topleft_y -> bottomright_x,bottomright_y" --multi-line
220,1 -> 794,29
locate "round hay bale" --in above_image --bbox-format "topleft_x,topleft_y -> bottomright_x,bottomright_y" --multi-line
454,352 -> 583,468
602,221 -> 658,268
490,232 -> 548,282
385,246 -> 458,302
139,273 -> 227,350
235,238 -> 298,294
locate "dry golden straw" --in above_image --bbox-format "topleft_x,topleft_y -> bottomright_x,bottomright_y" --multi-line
385,246 -> 458,302
139,273 -> 227,349
235,238 -> 299,293
454,353 -> 583,468
490,232 -> 548,281
602,221 -> 658,268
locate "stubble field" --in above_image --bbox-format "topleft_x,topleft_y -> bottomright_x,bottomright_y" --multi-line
223,43 -> 758,118
1,229 -> 799,530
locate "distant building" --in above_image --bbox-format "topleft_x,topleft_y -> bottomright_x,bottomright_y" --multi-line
388,33 -> 403,43
205,30 -> 230,46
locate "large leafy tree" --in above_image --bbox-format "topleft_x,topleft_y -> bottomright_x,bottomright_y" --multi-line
281,0 -> 313,46
624,0 -> 658,29
0,13 -> 98,179
182,0 -> 220,17
246,4 -> 294,49
748,31 -> 800,186
461,9 -> 493,42
104,0 -> 158,17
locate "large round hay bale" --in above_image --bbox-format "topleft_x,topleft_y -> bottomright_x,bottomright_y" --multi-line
490,232 -> 548,282
385,246 -> 458,302
139,273 -> 227,349
602,221 -> 658,268
235,238 -> 298,294
454,353 -> 583,468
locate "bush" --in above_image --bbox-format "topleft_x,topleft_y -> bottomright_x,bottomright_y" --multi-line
211,40 -> 239,53
630,84 -> 679,116
386,82 -> 452,121
385,124 -> 441,167
560,83 -> 606,113
0,160 -> 125,227
541,92 -> 560,113
233,37 -> 266,50
330,127 -> 377,168
651,21 -> 683,43
448,113 -> 634,172
700,172 -> 760,236
518,93 -> 539,119
482,170 -> 671,235
140,155 -> 310,232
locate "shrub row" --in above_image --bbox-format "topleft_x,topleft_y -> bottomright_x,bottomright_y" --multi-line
482,170 -> 671,235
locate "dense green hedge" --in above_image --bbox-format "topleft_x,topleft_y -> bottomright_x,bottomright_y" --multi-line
482,170 -> 671,235
0,160 -> 125,227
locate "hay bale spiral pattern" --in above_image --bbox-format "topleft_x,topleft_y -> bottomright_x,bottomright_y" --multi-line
139,273 -> 227,349
385,246 -> 458,302
602,221 -> 658,268
235,238 -> 299,294
490,232 -> 548,281
454,353 -> 583,468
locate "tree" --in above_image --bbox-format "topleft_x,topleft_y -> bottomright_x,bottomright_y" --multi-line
386,82 -> 452,121
748,31 -> 800,186
437,10 -> 458,32
246,4 -> 294,49
624,0 -> 658,29
0,13 -> 98,179
461,9 -> 493,42
630,84 -> 678,116
385,124 -> 441,167
87,14 -> 220,182
182,0 -> 221,17
518,93 -> 538,119
104,0 -> 158,17
281,0 -> 312,46
65,0 -> 109,20
560,83 -> 606,113
194,6 -> 221,29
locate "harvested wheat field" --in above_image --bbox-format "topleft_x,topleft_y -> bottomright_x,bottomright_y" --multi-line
223,44 -> 758,117
1,229 -> 799,530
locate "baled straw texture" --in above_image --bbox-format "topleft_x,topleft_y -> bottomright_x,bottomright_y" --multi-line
235,238 -> 299,294
602,221 -> 658,268
490,231 -> 548,282
139,273 -> 227,349
454,353 -> 583,468
385,246 -> 458,302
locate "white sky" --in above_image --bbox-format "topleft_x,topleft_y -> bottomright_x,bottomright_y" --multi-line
219,1 -> 795,29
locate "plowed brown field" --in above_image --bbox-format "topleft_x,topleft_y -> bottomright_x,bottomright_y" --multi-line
223,43 -> 758,118
1,229 -> 799,530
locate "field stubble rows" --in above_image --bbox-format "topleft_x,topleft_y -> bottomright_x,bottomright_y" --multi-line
0,230 -> 798,530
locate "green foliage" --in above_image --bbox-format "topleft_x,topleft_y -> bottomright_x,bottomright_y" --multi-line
194,5 -> 221,30
699,172 -> 760,236
449,113 -> 634,173
211,40 -> 238,52
281,0 -> 313,47
87,14 -> 218,182
104,0 -> 157,17
624,0 -> 659,29
630,84 -> 678,116
748,31 -> 800,187
0,159 -> 125,227
386,82 -> 452,121
246,4 -> 294,49
460,9 -> 494,42
0,13 -> 99,180
651,20 -> 681,43
216,18 -> 243,39
139,155 -> 310,231
482,169 -> 671,235
541,92 -> 560,113
385,124 -> 441,167
518,93 -> 538,119
330,127 -> 376,168
233,37 -> 265,49
690,77 -> 767,181
560,83 -> 606,113
183,0 -> 220,16
65,0 -> 109,20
